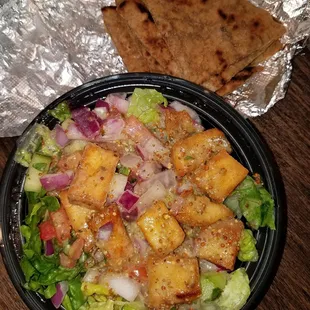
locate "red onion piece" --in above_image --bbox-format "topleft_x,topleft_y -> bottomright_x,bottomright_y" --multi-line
45,240 -> 54,256
83,268 -> 100,283
120,206 -> 138,222
124,116 -> 154,146
141,137 -> 171,167
105,93 -> 129,114
170,196 -> 184,216
117,190 -> 139,222
96,99 -> 110,111
51,281 -> 69,309
98,222 -> 113,241
134,180 -> 167,216
93,107 -> 108,120
133,237 -> 149,254
107,173 -> 128,203
117,190 -> 139,211
199,259 -> 223,273
40,171 -> 74,191
169,101 -> 201,124
66,122 -> 88,140
120,154 -> 142,169
136,144 -> 149,161
71,107 -> 100,138
105,276 -> 140,302
125,182 -> 134,192
98,118 -> 125,141
177,180 -> 193,194
136,161 -> 162,181
134,170 -> 176,196
55,125 -> 69,147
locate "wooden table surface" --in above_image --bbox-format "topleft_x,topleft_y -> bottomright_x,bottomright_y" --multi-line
0,49 -> 309,310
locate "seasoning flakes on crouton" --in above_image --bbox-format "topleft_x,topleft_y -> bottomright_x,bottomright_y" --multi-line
88,205 -> 134,269
171,128 -> 231,177
195,218 -> 244,270
137,201 -> 185,256
175,195 -> 234,227
165,109 -> 197,143
147,254 -> 201,308
68,143 -> 119,210
192,150 -> 248,202
60,190 -> 94,232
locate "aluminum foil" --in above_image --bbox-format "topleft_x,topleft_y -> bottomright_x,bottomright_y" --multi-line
0,0 -> 309,137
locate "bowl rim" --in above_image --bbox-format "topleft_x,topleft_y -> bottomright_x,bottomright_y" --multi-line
0,72 -> 286,310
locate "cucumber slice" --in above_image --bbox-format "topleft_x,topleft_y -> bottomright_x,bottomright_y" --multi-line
24,153 -> 51,192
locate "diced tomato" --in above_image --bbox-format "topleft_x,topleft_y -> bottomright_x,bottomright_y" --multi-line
39,221 -> 56,241
50,205 -> 71,244
68,238 -> 85,261
128,264 -> 148,283
59,252 -> 76,268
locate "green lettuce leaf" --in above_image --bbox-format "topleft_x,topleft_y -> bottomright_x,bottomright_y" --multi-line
215,268 -> 250,310
224,176 -> 275,230
238,229 -> 259,262
49,101 -> 71,122
62,294 -> 74,310
258,187 -> 276,229
41,196 -> 60,212
127,88 -> 168,124
67,277 -> 87,310
200,272 -> 228,302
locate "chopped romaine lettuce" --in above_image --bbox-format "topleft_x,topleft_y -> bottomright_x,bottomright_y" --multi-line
49,101 -> 71,122
200,302 -> 220,310
258,187 -> 276,230
224,176 -> 275,230
238,229 -> 259,262
81,282 -> 109,296
127,88 -> 168,124
87,299 -> 114,310
62,294 -> 74,310
200,272 -> 228,302
67,277 -> 87,310
40,196 -> 60,212
20,190 -> 85,304
215,268 -> 250,310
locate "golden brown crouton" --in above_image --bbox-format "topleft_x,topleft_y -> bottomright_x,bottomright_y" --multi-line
171,128 -> 231,176
147,254 -> 201,308
195,218 -> 244,270
165,109 -> 196,143
192,150 -> 248,202
59,190 -> 94,232
88,205 -> 134,270
174,195 -> 233,227
68,143 -> 119,210
137,201 -> 185,256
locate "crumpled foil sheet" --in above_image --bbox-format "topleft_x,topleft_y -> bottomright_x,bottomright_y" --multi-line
0,0 -> 309,137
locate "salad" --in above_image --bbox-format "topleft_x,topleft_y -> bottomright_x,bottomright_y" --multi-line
15,88 -> 275,310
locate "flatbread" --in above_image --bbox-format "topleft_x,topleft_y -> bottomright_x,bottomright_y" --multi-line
216,66 -> 264,96
142,0 -> 286,91
250,40 -> 283,66
117,0 -> 183,77
102,7 -> 164,73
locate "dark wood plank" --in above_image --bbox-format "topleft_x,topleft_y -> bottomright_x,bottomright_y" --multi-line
0,49 -> 309,310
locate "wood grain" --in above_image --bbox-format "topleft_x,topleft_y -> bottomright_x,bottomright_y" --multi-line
0,49 -> 309,310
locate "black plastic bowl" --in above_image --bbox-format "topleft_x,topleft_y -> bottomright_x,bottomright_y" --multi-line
0,73 -> 286,310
